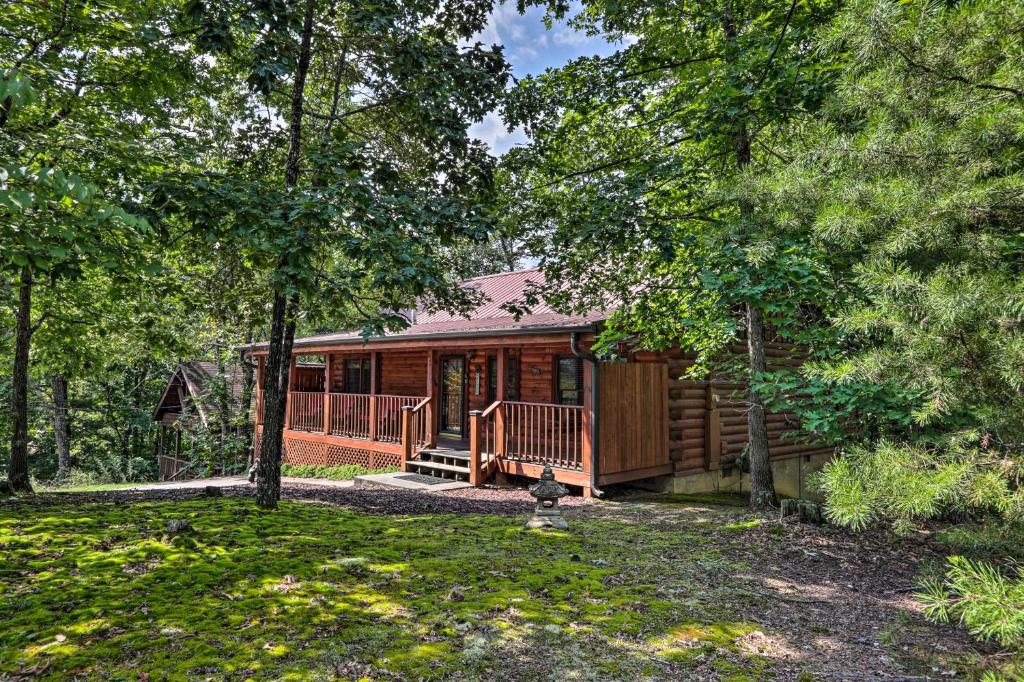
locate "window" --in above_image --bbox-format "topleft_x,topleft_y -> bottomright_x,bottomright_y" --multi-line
556,356 -> 584,406
487,357 -> 498,404
344,359 -> 372,394
487,356 -> 520,403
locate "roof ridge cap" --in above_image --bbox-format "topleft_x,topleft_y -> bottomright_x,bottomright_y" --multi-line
458,267 -> 540,285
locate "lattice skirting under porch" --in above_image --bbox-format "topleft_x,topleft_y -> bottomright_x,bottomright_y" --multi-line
252,427 -> 400,469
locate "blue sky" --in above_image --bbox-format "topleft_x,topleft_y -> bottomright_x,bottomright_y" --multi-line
468,2 -> 622,155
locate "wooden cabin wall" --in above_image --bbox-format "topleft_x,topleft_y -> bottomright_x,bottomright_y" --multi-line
380,351 -> 429,396
519,346 -> 560,403
633,342 -> 834,475
467,352 -> 489,413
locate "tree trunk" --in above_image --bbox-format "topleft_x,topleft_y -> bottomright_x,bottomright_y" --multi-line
745,302 -> 775,510
255,0 -> 316,510
8,264 -> 34,493
52,374 -> 72,481
722,10 -> 777,510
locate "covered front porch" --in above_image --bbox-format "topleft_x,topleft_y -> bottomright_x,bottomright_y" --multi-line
251,334 -> 600,493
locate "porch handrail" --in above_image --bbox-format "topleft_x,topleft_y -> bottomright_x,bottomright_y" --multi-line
400,397 -> 432,470
283,392 -> 430,445
501,400 -> 586,471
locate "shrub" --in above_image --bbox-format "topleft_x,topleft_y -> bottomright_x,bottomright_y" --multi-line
919,557 -> 1024,648
280,464 -> 397,480
818,439 -> 1024,651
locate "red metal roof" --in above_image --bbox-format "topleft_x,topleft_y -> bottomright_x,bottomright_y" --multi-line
272,269 -> 609,349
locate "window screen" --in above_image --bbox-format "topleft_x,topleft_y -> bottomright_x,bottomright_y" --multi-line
344,359 -> 371,394
487,356 -> 520,403
556,356 -> 584,406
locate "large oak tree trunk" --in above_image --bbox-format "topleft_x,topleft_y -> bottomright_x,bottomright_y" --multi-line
8,264 -> 34,493
52,374 -> 72,481
255,0 -> 316,509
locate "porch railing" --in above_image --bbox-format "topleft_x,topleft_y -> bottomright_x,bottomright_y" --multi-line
330,393 -> 371,439
289,391 -> 325,432
471,400 -> 587,484
279,391 -> 430,447
400,397 -> 433,469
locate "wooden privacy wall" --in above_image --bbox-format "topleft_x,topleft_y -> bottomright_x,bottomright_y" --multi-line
597,363 -> 670,476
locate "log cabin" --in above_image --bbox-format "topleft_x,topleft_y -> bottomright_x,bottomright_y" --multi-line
245,269 -> 835,498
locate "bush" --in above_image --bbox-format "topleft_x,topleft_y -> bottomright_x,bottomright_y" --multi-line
918,557 -> 1024,649
818,439 -> 1024,653
816,440 -> 1022,535
280,464 -> 397,480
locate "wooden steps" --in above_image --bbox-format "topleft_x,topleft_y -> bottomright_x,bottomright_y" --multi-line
406,448 -> 473,482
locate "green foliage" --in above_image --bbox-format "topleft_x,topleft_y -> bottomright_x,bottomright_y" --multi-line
280,464 -> 397,480
919,557 -> 1024,648
753,368 -> 919,444
503,0 -> 844,374
816,441 -> 1023,534
771,0 -> 1024,444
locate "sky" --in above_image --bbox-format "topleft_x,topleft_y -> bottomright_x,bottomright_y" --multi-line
467,2 -> 622,155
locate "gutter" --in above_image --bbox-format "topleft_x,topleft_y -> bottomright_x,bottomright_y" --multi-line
571,331 -> 604,498
243,323 -> 598,352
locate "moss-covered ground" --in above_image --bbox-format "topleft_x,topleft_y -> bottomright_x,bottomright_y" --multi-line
0,492 -> 989,680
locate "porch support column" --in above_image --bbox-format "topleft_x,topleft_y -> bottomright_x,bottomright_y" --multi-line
425,350 -> 437,447
400,406 -> 413,472
368,352 -> 379,442
581,358 -> 595,497
323,354 -> 333,434
469,409 -> 482,486
284,356 -> 296,430
256,356 -> 266,426
495,348 -> 507,458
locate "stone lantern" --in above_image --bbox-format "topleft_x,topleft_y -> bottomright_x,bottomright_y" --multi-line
525,465 -> 570,530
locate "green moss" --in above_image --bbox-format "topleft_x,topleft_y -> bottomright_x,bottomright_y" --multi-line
8,494 -> 969,679
720,520 -> 762,532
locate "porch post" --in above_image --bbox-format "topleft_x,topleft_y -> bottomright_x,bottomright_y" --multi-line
368,352 -> 379,442
425,349 -> 436,447
581,358 -> 595,496
469,409 -> 482,486
323,354 -> 333,434
256,356 -> 266,425
284,355 -> 296,430
495,349 -> 507,457
400,406 -> 413,472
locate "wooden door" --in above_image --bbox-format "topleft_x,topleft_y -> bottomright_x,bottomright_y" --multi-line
440,356 -> 466,436
597,363 -> 670,477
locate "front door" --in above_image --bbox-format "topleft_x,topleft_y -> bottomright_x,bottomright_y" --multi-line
439,356 -> 466,436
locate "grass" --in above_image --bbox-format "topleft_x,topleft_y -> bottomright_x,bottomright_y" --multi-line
0,497 -> 776,680
280,464 -> 398,480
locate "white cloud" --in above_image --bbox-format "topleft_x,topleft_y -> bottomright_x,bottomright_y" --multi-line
552,28 -> 590,47
470,112 -> 529,156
